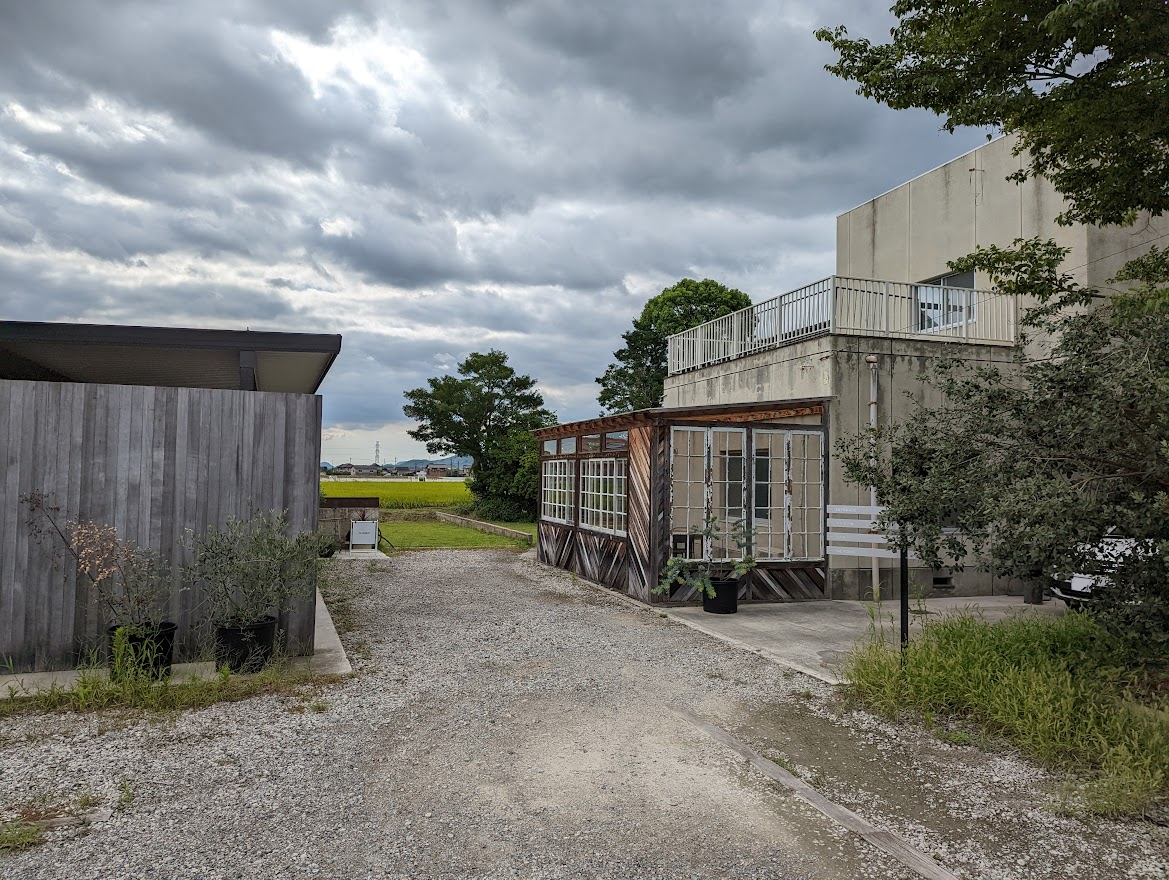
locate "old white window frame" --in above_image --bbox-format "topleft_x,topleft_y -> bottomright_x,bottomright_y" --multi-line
540,458 -> 575,524
579,457 -> 627,536
669,426 -> 825,562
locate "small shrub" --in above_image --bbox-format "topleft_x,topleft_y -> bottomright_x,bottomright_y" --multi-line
472,497 -> 535,523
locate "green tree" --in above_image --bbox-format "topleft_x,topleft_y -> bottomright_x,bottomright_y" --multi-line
596,278 -> 752,413
816,1 -> 1169,226
403,350 -> 554,517
837,240 -> 1169,656
819,2 -> 1169,654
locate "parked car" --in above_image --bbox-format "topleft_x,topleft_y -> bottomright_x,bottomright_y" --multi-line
1051,537 -> 1143,609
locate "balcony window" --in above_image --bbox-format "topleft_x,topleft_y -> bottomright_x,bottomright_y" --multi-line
916,270 -> 975,331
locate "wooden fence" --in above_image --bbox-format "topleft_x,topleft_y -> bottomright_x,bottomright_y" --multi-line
0,379 -> 322,673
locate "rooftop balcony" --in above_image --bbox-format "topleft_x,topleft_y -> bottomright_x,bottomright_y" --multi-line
666,276 -> 1019,375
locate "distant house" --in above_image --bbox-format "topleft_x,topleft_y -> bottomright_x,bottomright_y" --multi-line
338,463 -> 380,476
426,465 -> 450,478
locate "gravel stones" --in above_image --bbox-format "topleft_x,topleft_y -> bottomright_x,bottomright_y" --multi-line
0,549 -> 1165,879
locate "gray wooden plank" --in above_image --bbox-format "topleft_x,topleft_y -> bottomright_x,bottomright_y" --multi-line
124,384 -> 144,545
62,382 -> 86,664
30,382 -> 60,669
0,382 -> 26,667
270,391 -> 287,513
113,383 -> 133,537
13,382 -> 35,668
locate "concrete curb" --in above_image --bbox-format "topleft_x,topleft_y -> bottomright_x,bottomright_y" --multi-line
306,587 -> 353,676
661,611 -> 841,685
434,512 -> 534,544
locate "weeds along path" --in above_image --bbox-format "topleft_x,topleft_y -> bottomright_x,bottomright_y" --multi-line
1,550 -> 1165,879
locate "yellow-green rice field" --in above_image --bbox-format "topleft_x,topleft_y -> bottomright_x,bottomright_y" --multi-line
320,479 -> 473,509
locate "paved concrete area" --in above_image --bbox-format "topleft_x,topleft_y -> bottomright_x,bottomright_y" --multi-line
667,596 -> 1065,684
0,587 -> 351,698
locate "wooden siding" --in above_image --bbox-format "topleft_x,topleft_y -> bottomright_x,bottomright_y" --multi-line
625,426 -> 653,601
0,379 -> 322,673
538,520 -> 574,569
751,564 -> 827,601
574,529 -> 627,591
648,425 -> 672,603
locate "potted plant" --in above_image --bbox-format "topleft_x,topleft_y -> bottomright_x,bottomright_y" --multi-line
21,493 -> 178,680
653,516 -> 756,614
184,509 -> 320,673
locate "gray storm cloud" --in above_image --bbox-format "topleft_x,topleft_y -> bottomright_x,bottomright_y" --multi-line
0,0 -> 988,458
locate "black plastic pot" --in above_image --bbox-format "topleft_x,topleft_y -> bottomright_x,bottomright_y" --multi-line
214,615 -> 278,674
106,621 -> 177,680
702,578 -> 740,615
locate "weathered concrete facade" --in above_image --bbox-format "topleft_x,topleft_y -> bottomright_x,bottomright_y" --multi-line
837,134 -> 1169,294
664,335 -> 1017,598
663,136 -> 1167,601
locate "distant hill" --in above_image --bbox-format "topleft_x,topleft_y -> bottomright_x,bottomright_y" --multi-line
320,461 -> 333,469
387,455 -> 473,470
431,455 -> 473,469
393,458 -> 430,470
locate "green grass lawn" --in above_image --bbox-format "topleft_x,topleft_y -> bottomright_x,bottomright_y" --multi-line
379,521 -> 528,550
321,480 -> 473,509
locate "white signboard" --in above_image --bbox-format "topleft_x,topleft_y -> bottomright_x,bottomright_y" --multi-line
825,504 -> 916,561
350,520 -> 378,551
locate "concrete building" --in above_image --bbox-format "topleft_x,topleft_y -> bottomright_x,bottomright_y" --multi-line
661,136 -> 1168,601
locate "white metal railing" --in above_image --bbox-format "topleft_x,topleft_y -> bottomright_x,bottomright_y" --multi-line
667,275 -> 1018,375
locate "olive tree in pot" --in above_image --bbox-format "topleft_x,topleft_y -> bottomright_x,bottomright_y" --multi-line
22,493 -> 179,680
653,516 -> 756,614
184,510 -> 320,674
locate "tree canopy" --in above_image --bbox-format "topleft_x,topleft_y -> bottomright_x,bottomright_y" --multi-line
403,350 -> 554,517
816,1 -> 1169,226
837,240 -> 1169,656
596,278 -> 752,413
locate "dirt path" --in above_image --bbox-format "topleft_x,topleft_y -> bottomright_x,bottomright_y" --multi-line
1,550 -> 1165,879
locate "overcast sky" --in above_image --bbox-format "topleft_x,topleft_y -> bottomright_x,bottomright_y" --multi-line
0,1 -> 988,464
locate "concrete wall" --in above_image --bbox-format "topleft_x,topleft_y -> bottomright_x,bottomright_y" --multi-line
836,136 -> 1087,288
837,133 -> 1169,295
663,335 -> 1019,599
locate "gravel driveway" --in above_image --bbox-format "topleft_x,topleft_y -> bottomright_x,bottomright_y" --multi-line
2,550 -> 1165,879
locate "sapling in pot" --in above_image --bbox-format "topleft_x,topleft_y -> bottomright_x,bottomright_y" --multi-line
22,492 -> 179,680
653,516 -> 756,614
184,509 -> 320,673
